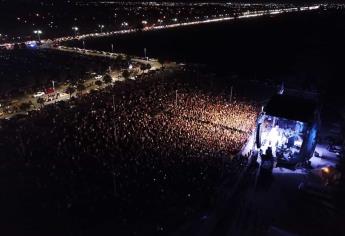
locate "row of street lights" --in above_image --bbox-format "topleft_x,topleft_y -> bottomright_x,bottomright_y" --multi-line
98,24 -> 105,33
33,30 -> 42,42
32,27 -> 148,61
74,25 -> 105,36
72,26 -> 79,37
32,36 -> 150,69
33,24 -> 107,42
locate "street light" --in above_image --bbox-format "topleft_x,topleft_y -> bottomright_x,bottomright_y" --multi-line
33,30 -> 42,42
72,26 -> 79,37
111,43 -> 114,53
98,24 -> 105,33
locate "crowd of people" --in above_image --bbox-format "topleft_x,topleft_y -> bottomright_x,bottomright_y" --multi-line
0,68 -> 259,235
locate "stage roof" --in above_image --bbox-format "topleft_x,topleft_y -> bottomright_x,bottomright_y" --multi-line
264,94 -> 317,123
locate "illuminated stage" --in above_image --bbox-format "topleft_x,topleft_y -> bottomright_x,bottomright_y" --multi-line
255,94 -> 320,168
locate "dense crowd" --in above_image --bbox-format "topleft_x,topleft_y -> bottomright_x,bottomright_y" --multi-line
0,69 -> 259,235
166,92 -> 257,156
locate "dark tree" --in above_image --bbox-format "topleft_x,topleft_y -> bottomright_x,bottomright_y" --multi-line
140,64 -> 147,71
125,55 -> 132,65
95,80 -> 103,87
103,74 -> 112,84
66,86 -> 76,98
36,97 -> 45,108
122,70 -> 130,79
158,58 -> 165,67
125,55 -> 132,62
77,83 -> 86,95
19,102 -> 31,111
116,54 -> 124,62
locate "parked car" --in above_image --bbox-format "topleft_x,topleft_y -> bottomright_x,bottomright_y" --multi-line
33,91 -> 45,98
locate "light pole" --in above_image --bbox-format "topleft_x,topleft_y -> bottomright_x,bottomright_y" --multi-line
72,26 -> 79,37
111,43 -> 114,53
113,95 -> 115,112
98,24 -> 104,33
144,47 -> 147,60
52,80 -> 57,101
33,30 -> 42,42
83,40 -> 85,49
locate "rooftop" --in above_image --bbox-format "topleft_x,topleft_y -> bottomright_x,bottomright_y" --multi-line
264,94 -> 318,123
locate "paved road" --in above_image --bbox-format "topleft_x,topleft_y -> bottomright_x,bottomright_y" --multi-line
55,46 -> 165,70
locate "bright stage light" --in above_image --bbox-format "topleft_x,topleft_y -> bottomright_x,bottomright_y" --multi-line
267,125 -> 280,146
322,166 -> 330,174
